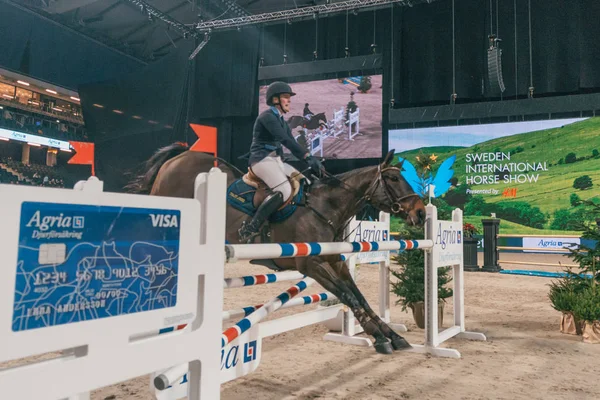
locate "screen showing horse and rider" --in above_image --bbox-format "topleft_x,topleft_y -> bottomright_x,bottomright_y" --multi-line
258,74 -> 383,160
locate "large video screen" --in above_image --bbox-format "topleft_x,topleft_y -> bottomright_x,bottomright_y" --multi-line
258,74 -> 383,160
388,117 -> 600,237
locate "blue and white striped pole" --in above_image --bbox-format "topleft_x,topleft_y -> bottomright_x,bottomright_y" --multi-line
226,239 -> 432,262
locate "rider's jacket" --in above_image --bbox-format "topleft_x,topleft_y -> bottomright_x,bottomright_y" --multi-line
248,106 -> 307,165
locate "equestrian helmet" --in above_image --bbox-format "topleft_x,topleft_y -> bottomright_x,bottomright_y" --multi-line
266,81 -> 296,106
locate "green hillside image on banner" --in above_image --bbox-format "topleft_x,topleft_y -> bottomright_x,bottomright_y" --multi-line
388,117 -> 600,235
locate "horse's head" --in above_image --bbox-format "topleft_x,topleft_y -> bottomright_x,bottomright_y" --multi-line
366,150 -> 426,226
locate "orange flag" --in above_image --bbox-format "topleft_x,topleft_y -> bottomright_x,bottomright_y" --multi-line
189,124 -> 217,156
68,141 -> 95,176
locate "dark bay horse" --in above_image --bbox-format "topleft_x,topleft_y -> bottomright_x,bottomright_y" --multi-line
126,143 -> 426,354
287,112 -> 328,130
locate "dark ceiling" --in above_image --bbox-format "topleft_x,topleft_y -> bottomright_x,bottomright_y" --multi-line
9,0 -> 359,62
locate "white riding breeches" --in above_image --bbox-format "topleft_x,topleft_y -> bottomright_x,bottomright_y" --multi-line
251,155 -> 297,200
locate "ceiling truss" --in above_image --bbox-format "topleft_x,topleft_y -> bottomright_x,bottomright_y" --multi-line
195,0 -> 435,32
10,0 -> 438,61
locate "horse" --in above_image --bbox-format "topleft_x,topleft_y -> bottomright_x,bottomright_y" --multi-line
125,143 -> 426,354
287,112 -> 328,131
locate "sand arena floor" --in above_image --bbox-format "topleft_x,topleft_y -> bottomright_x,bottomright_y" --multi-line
86,252 -> 600,400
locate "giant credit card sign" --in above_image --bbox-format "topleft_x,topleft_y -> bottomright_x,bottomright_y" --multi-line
12,201 -> 181,332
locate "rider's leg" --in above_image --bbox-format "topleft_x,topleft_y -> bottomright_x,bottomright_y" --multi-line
280,156 -> 313,185
252,156 -> 293,200
278,157 -> 300,177
238,156 -> 292,243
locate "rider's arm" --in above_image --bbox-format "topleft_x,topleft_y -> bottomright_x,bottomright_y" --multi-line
262,114 -> 309,160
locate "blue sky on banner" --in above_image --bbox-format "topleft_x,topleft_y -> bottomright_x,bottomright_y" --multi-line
389,118 -> 588,153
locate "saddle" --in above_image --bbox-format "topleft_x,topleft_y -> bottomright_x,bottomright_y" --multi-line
226,168 -> 307,224
242,168 -> 304,209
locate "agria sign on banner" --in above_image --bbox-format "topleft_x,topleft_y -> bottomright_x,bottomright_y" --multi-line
154,328 -> 263,400
522,237 -> 580,253
431,218 -> 464,268
221,339 -> 258,372
344,216 -> 390,264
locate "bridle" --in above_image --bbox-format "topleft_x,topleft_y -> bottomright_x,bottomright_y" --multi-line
303,162 -> 421,240
363,164 -> 421,215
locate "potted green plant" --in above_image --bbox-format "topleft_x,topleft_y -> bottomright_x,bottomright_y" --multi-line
390,226 -> 453,329
572,285 -> 600,344
548,269 -> 586,335
553,199 -> 600,338
390,151 -> 454,329
463,222 -> 480,271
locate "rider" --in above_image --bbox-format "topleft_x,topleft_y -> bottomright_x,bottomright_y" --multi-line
303,103 -> 314,120
238,81 -> 325,243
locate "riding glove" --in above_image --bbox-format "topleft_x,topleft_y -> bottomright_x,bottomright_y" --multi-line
305,155 -> 325,177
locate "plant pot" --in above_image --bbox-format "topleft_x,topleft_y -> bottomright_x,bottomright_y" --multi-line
560,312 -> 583,335
463,237 -> 480,271
410,301 -> 444,329
582,320 -> 600,344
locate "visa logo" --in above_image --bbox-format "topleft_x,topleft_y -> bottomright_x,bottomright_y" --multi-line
150,214 -> 179,228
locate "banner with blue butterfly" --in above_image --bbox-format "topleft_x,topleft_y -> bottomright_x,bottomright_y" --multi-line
389,116 -> 600,238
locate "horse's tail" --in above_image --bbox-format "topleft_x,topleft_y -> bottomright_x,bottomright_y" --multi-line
124,142 -> 190,194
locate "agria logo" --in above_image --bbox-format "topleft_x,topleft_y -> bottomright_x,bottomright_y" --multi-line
221,340 -> 258,370
26,211 -> 84,231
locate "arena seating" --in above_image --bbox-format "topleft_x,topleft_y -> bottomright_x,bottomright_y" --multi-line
0,158 -> 75,188
1,106 -> 89,142
0,167 -> 18,184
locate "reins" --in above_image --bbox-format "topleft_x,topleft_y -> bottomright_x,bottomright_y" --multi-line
300,163 -> 420,242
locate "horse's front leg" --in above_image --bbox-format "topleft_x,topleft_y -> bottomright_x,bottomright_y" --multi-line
336,260 -> 411,351
297,255 -> 394,354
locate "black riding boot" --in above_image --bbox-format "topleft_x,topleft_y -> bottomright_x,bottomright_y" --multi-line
238,191 -> 285,243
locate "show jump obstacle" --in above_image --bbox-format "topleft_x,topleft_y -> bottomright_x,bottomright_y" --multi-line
0,168 -> 485,400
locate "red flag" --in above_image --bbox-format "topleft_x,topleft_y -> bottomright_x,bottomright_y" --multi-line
68,141 -> 95,176
189,124 -> 217,156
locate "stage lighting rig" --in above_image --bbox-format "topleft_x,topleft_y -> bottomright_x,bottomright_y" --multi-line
194,0 -> 439,32
126,0 -> 199,38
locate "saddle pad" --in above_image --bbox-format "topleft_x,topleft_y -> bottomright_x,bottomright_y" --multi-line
226,178 -> 302,223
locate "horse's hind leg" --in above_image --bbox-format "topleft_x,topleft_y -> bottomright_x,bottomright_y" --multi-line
337,261 -> 411,351
299,256 -> 394,354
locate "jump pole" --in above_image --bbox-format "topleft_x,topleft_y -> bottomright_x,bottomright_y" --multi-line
225,239 -> 431,262
155,277 -> 315,390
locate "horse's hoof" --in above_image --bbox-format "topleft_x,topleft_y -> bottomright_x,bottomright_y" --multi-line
374,340 -> 394,355
391,337 -> 412,350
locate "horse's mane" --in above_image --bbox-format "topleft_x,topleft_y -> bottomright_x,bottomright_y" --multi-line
315,164 -> 377,189
123,142 -> 189,194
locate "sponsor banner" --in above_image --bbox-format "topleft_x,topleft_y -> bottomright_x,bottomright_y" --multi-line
344,220 -> 389,263
0,127 -> 72,150
154,327 -> 262,400
522,237 -> 580,253
432,220 -> 463,267
12,201 -> 181,331
389,117 -> 600,237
